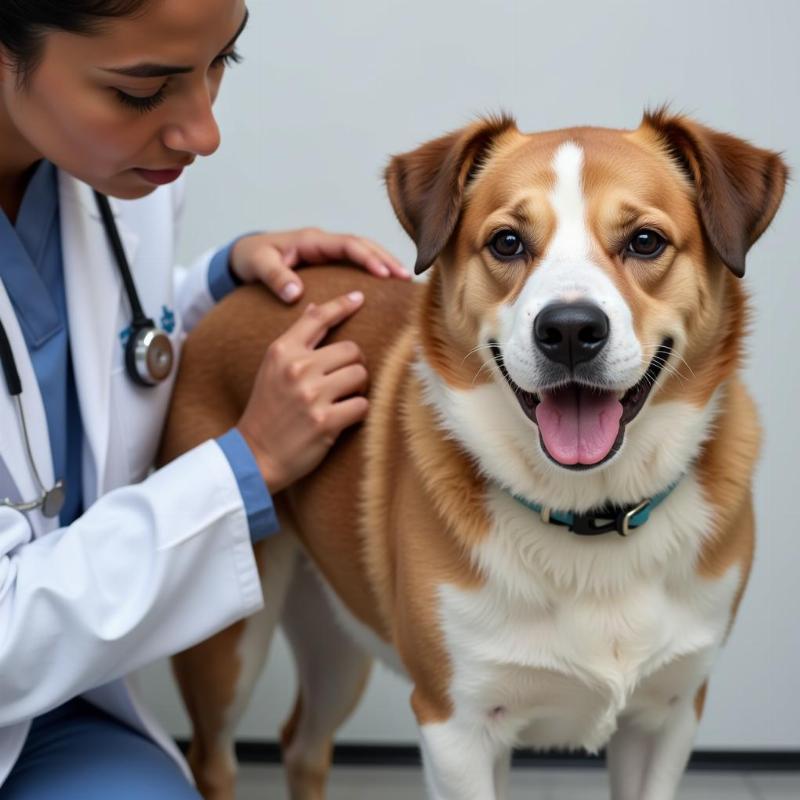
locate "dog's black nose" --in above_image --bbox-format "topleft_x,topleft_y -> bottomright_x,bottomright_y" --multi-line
533,302 -> 609,369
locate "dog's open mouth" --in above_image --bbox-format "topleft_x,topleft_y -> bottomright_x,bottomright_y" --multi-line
489,338 -> 674,470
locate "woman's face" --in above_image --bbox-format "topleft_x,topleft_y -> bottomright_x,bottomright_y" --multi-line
0,0 -> 247,198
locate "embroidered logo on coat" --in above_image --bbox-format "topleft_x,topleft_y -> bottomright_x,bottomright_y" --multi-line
160,306 -> 175,333
118,306 -> 175,348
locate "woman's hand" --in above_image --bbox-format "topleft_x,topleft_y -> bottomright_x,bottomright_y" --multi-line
237,291 -> 369,494
230,227 -> 410,303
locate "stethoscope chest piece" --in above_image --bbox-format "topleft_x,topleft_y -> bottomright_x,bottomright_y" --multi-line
40,480 -> 66,518
94,190 -> 174,387
128,325 -> 174,386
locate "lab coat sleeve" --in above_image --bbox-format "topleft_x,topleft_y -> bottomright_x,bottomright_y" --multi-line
173,243 -> 218,333
0,439 -> 264,727
168,176 -> 212,332
169,176 -> 253,332
216,428 -> 280,542
175,235 -> 266,332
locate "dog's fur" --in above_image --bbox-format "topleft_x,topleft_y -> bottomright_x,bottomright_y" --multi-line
159,110 -> 787,800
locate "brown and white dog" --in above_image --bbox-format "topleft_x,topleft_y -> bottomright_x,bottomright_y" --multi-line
159,110 -> 787,800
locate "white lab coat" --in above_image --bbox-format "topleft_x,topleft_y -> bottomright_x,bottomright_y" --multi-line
0,172 -> 264,784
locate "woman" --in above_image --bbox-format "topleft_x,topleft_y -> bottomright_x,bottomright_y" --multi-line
0,1 -> 407,796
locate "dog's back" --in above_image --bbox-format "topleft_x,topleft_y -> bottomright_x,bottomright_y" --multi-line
160,265 -> 419,638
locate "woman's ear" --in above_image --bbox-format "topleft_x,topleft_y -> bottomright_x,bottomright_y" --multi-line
385,115 -> 517,274
642,108 -> 788,277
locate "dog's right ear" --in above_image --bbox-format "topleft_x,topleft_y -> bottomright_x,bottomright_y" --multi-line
642,108 -> 788,278
385,115 -> 517,275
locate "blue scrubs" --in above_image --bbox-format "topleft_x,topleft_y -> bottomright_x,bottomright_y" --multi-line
3,699 -> 201,799
0,162 -> 278,795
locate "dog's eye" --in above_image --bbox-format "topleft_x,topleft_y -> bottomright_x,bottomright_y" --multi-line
626,229 -> 667,259
489,230 -> 525,260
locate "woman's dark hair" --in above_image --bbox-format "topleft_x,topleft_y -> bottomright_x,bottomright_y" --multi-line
0,0 -> 151,84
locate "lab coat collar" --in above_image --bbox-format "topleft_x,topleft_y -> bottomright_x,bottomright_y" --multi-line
59,172 -> 138,504
0,280 -> 54,538
0,174 -> 140,535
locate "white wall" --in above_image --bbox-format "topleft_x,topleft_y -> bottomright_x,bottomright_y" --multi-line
138,0 -> 800,748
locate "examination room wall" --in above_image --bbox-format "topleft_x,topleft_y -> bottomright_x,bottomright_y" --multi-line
137,0 -> 800,749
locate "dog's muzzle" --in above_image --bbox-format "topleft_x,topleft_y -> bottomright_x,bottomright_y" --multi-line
490,336 -> 674,470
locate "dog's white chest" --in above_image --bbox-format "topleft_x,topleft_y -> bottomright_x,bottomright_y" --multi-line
437,486 -> 739,752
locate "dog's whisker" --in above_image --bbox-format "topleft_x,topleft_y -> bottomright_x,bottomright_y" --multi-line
639,339 -> 693,373
471,361 -> 495,385
638,341 -> 694,385
461,342 -> 499,366
645,357 -> 686,384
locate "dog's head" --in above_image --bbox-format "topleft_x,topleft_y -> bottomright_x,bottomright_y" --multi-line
386,111 -> 787,477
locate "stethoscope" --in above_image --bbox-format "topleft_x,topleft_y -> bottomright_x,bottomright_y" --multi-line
0,191 -> 174,519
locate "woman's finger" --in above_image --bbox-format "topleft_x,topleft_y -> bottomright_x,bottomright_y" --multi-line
360,239 -> 409,278
310,340 -> 366,375
283,292 -> 365,350
322,395 -> 370,435
340,236 -> 394,277
298,232 -> 387,276
249,244 -> 304,303
318,363 -> 370,403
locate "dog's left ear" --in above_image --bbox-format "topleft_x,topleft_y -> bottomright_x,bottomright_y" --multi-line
642,109 -> 788,277
385,115 -> 518,274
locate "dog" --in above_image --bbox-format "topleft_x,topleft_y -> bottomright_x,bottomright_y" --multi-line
159,109 -> 787,800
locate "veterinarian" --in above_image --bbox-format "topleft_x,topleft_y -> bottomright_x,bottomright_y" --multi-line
0,1 -> 408,796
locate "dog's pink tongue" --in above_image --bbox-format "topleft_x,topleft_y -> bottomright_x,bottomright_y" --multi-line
535,386 -> 623,465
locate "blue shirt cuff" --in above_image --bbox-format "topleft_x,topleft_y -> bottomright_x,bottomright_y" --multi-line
207,232 -> 262,302
216,428 -> 279,543
207,239 -> 243,302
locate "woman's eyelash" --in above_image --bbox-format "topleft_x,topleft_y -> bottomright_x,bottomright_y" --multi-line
115,88 -> 168,113
114,50 -> 242,113
214,49 -> 243,67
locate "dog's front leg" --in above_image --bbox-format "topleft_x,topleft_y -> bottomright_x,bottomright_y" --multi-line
607,715 -> 652,800
492,748 -> 512,797
415,699 -> 504,800
608,700 -> 699,800
637,699 -> 699,800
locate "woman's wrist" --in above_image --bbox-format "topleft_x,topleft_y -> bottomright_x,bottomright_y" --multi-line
228,233 -> 259,285
236,425 -> 289,494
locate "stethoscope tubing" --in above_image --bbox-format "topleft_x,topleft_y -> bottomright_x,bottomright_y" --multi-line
0,189 -> 171,519
93,191 -> 152,327
0,309 -> 22,396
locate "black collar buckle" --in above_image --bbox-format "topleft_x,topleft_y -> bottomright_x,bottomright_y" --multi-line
569,509 -> 619,536
564,498 -> 652,538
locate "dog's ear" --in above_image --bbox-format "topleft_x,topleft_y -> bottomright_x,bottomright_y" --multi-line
642,108 -> 788,277
385,115 -> 517,275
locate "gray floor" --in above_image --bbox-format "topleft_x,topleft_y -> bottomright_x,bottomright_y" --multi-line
238,765 -> 800,799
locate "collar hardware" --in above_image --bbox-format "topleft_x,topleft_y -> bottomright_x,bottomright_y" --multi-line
512,481 -> 680,538
618,498 -> 651,537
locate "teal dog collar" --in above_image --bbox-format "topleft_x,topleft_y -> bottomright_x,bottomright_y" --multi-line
511,481 -> 680,537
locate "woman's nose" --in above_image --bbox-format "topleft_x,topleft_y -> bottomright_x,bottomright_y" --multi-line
161,88 -> 221,158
